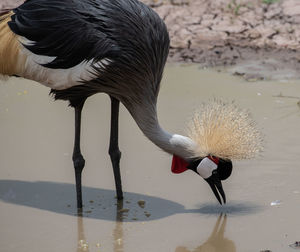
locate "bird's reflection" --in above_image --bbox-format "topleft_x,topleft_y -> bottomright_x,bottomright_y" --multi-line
175,214 -> 236,252
74,201 -> 238,252
76,201 -> 124,252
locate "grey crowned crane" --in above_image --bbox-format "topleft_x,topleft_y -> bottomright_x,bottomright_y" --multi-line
0,0 -> 262,208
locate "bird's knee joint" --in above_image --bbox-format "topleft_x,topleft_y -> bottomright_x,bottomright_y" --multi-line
109,148 -> 121,161
73,154 -> 85,172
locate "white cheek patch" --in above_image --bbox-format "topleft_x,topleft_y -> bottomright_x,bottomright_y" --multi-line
197,157 -> 218,179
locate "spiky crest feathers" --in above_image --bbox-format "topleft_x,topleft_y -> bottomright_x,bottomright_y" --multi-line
186,99 -> 263,161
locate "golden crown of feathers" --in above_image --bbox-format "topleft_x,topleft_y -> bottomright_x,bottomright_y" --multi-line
186,99 -> 263,160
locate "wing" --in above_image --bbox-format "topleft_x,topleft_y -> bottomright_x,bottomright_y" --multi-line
7,0 -> 170,109
8,0 -> 117,69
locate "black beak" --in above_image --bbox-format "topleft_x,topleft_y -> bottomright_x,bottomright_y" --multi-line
205,170 -> 226,205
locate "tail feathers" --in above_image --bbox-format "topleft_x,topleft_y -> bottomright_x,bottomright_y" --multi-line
49,84 -> 95,107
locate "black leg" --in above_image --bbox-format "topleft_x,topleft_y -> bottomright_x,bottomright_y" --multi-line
109,96 -> 123,200
73,101 -> 86,209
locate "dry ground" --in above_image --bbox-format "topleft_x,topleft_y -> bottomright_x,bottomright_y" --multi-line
142,0 -> 300,79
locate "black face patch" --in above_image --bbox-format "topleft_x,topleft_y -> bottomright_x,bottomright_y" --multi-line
217,159 -> 232,180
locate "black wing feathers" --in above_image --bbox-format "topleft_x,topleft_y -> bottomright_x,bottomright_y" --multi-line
8,0 -> 116,69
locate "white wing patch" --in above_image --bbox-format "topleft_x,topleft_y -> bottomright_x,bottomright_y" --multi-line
17,38 -> 109,90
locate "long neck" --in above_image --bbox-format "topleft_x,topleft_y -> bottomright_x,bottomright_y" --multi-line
128,103 -> 197,160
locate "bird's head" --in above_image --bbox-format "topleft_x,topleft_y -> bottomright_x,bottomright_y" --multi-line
171,99 -> 263,204
171,155 -> 232,204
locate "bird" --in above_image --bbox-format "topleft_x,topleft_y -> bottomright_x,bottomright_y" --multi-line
0,0 -> 262,208
175,214 -> 236,252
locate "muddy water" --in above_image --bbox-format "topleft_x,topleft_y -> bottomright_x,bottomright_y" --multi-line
0,65 -> 300,252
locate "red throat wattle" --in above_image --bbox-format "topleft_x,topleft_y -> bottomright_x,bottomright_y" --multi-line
207,155 -> 219,165
171,155 -> 189,174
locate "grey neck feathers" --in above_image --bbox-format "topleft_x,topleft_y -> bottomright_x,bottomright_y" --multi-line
128,103 -> 197,160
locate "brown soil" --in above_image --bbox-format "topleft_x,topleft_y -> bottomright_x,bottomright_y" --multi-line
143,0 -> 300,79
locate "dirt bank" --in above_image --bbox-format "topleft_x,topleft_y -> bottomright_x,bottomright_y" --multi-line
143,0 -> 300,79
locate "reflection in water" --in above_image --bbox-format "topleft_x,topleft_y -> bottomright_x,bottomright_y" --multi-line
114,201 -> 124,252
77,210 -> 90,252
175,214 -> 235,252
76,202 -> 124,252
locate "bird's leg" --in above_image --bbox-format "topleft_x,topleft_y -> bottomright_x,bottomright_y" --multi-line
109,96 -> 123,200
73,100 -> 86,209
